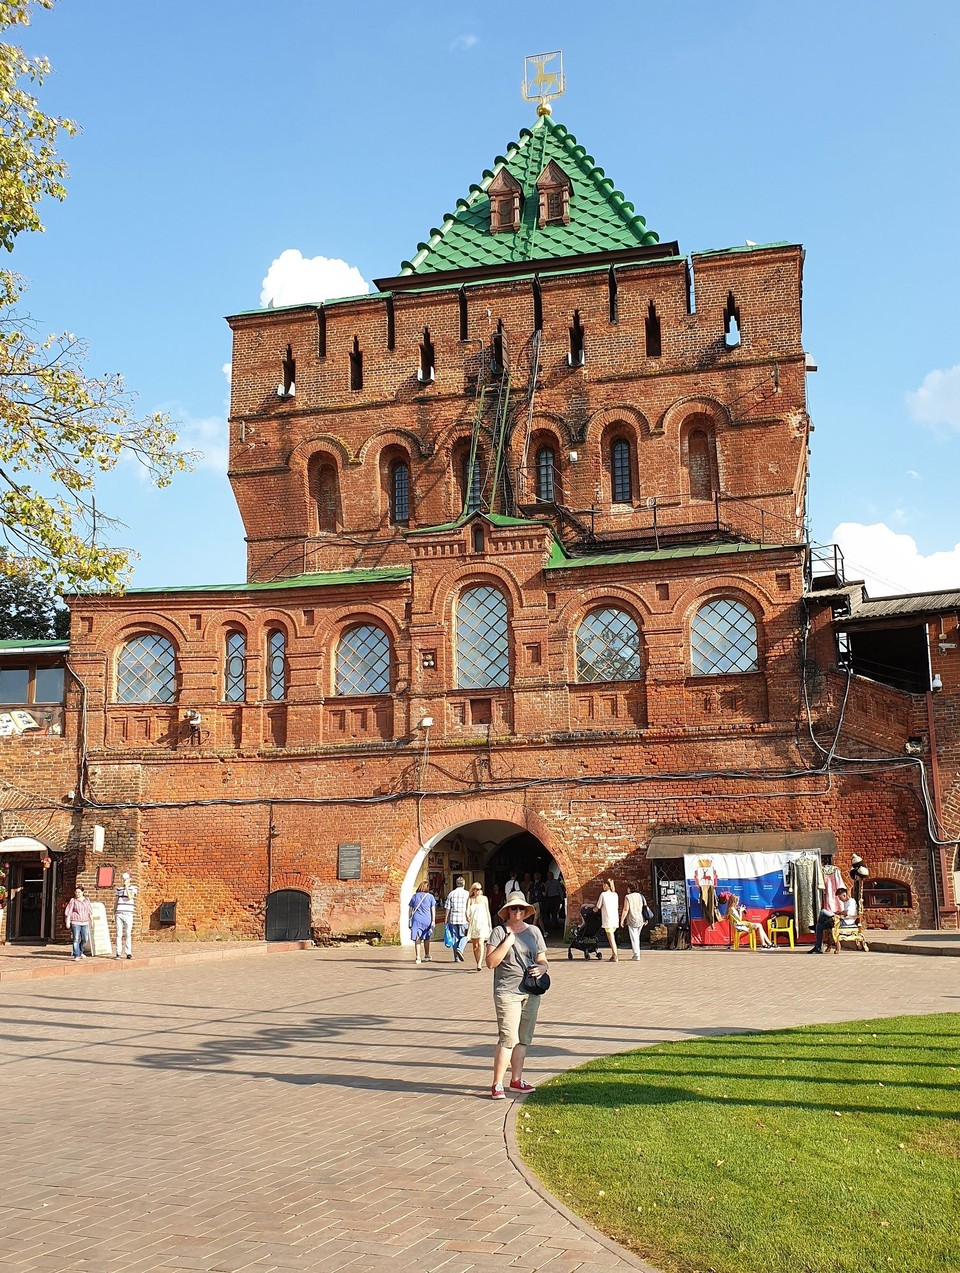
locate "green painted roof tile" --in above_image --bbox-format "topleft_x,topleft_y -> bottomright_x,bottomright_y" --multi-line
119,566 -> 412,597
545,541 -> 800,570
399,116 -> 660,276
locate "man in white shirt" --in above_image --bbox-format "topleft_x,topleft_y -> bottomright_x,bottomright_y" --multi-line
115,871 -> 138,960
810,886 -> 855,953
444,876 -> 470,963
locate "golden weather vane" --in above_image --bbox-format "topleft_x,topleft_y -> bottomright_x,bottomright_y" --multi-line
522,51 -> 565,116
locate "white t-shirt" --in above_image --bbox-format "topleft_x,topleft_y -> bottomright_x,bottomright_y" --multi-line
598,890 -> 619,930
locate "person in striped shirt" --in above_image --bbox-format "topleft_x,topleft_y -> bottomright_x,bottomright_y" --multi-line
64,886 -> 92,960
115,872 -> 137,959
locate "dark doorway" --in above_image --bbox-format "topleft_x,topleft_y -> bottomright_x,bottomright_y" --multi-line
265,888 -> 311,942
5,860 -> 57,942
485,832 -> 564,934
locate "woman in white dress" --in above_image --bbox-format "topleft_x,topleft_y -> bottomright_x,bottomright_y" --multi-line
466,882 -> 493,971
596,878 -> 621,962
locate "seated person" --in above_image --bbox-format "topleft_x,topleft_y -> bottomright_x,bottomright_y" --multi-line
811,885 -> 856,952
724,894 -> 774,948
837,888 -> 859,928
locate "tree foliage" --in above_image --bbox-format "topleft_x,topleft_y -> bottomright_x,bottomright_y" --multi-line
0,0 -> 193,590
0,549 -> 67,638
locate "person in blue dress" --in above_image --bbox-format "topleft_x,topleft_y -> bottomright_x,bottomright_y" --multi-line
408,879 -> 436,964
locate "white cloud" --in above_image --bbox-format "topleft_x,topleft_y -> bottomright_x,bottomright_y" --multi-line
260,249 -> 369,309
449,34 -> 478,51
906,364 -> 960,431
831,521 -> 960,597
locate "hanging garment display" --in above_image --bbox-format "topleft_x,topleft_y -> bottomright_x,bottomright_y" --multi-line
684,852 -> 811,947
785,853 -> 825,935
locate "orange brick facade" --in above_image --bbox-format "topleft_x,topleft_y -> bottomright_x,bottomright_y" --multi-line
2,124 -> 957,943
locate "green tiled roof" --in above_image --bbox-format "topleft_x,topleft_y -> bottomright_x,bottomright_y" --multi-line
407,512 -> 549,536
0,639 -> 68,652
399,115 -> 660,277
120,567 -> 412,596
546,541 -> 799,570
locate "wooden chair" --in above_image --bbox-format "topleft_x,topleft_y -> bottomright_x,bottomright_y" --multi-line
830,916 -> 870,953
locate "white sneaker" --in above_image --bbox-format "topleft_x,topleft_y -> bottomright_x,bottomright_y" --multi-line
415,957 -> 422,964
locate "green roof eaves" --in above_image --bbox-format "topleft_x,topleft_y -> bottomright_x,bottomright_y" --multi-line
545,541 -> 798,570
692,241 -> 795,259
0,638 -> 69,652
123,566 -> 412,596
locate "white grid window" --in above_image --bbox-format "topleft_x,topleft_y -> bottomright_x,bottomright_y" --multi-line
456,586 -> 509,689
576,608 -> 642,683
691,599 -> 758,675
536,447 -> 556,502
336,624 -> 391,696
267,630 -> 287,700
117,635 -> 176,703
224,631 -> 246,702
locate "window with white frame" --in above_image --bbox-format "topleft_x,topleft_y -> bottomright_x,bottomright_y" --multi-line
576,608 -> 643,683
336,624 -> 391,696
456,586 -> 509,689
690,599 -> 758,675
224,631 -> 246,702
267,629 -> 287,700
117,634 -> 177,703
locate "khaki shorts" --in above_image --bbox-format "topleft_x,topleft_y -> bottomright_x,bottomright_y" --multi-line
494,991 -> 540,1049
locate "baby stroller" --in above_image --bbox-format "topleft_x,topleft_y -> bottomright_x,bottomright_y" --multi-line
567,905 -> 604,959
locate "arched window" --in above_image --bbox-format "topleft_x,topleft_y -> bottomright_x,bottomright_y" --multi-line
535,447 -> 556,502
390,459 -> 410,525
456,586 -> 509,689
336,624 -> 391,696
610,438 -> 632,504
224,631 -> 246,703
267,629 -> 287,700
691,600 -> 759,675
312,460 -> 340,533
576,608 -> 643,683
687,428 -> 715,501
117,634 -> 176,703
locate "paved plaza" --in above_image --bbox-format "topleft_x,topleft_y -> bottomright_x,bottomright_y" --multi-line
0,943 -> 956,1273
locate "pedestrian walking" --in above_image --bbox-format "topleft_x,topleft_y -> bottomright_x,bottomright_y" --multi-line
486,892 -> 548,1099
466,881 -> 493,970
115,871 -> 137,959
620,881 -> 649,960
444,875 -> 469,963
596,878 -> 620,961
408,879 -> 435,964
64,885 -> 92,961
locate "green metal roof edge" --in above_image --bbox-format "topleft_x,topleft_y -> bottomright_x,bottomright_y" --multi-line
0,638 -> 69,652
391,253 -> 686,298
121,566 -> 413,596
691,241 -> 796,259
545,541 -> 799,570
227,291 -> 387,321
406,512 -> 549,537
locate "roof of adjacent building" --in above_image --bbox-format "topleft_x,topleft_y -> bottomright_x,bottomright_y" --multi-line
838,589 -> 960,625
0,639 -> 69,655
394,114 -> 661,278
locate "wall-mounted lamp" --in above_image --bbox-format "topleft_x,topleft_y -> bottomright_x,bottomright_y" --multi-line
421,652 -> 436,669
931,674 -> 943,692
804,352 -> 818,372
904,738 -> 924,756
419,716 -> 434,730
568,450 -> 579,462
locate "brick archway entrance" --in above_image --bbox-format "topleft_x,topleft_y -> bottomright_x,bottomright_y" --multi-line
394,799 -> 574,945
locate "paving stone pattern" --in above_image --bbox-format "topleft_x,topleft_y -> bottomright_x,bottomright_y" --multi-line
0,944 -> 956,1272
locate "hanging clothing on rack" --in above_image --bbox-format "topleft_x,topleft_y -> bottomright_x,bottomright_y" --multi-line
786,854 -> 824,934
693,861 -> 720,926
821,864 -> 849,913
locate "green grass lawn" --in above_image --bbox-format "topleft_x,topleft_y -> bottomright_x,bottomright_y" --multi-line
519,1014 -> 960,1273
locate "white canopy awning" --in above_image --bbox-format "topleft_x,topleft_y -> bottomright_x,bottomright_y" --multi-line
0,836 -> 63,855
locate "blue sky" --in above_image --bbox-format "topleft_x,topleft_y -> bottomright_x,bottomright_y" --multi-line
12,0 -> 960,595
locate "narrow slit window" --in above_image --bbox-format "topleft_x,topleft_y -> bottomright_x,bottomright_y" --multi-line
463,450 -> 483,514
314,461 -> 340,532
458,287 -> 468,341
317,307 -> 326,358
471,523 -> 484,553
724,292 -> 741,348
349,336 -> 363,390
386,297 -> 395,351
645,301 -> 662,357
390,460 -> 410,525
608,266 -> 618,324
418,327 -> 435,383
532,277 -> 543,332
279,344 -> 295,397
491,320 -> 505,375
568,310 -> 584,367
687,428 -> 715,501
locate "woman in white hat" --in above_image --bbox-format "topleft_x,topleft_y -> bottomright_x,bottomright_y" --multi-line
485,892 -> 548,1099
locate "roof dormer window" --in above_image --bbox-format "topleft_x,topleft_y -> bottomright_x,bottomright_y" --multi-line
536,161 -> 572,228
488,169 -> 523,234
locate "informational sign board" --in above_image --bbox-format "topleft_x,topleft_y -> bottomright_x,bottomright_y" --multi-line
88,900 -> 111,956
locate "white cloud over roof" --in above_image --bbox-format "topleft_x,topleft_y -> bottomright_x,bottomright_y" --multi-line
906,363 -> 960,430
832,521 -> 960,598
260,250 -> 370,309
